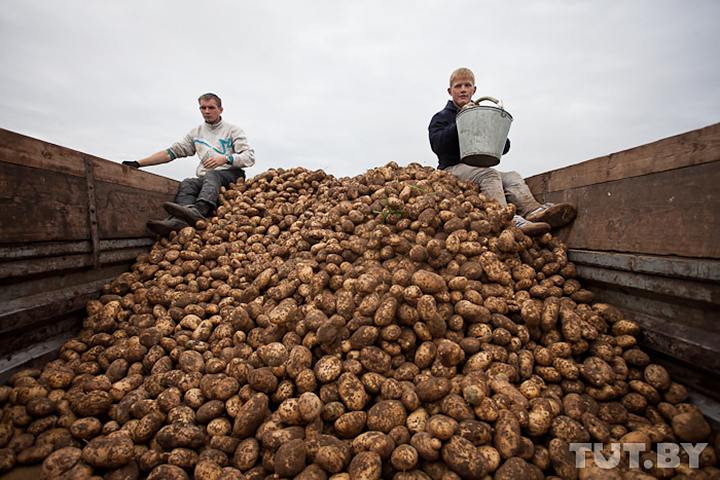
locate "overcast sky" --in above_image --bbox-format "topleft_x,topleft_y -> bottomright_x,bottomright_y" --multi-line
1,1 -> 718,181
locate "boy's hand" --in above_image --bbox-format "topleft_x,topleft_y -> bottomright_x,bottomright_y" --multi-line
202,155 -> 227,169
122,161 -> 140,168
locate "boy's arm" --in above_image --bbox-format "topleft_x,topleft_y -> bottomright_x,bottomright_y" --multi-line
428,113 -> 459,156
225,127 -> 256,169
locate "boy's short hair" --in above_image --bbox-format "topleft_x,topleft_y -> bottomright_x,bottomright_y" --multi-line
449,68 -> 475,87
198,93 -> 222,108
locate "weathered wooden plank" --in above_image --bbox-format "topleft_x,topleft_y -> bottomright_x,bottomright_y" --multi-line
569,249 -> 720,281
0,238 -> 152,260
0,264 -> 129,303
534,161 -> 720,258
576,265 -> 720,304
526,123 -> 720,193
0,161 -> 90,242
0,162 -> 175,242
0,247 -> 146,280
0,333 -> 74,383
0,276 -> 118,335
94,180 -> 175,239
649,348 -> 720,407
0,316 -> 79,359
586,285 -> 716,334
0,128 -> 179,194
629,309 -> 720,371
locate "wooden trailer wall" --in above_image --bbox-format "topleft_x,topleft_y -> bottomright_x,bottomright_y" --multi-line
0,129 -> 179,380
526,123 -> 720,414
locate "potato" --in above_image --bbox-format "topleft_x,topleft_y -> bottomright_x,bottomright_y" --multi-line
194,460 -> 224,480
147,464 -> 190,480
551,415 -> 591,443
415,376 -> 451,402
672,410 -> 712,442
494,410 -> 521,459
348,451 -> 382,480
338,373 -> 368,411
16,443 -> 54,465
232,393 -> 269,438
366,400 -> 407,433
352,431 -> 395,459
168,448 -> 198,469
334,411 -> 367,438
391,444 -> 418,471
232,437 -> 259,471
441,434 -> 486,478
156,423 -> 206,450
411,270 -> 446,294
81,434 -> 134,468
274,438 -> 307,477
0,448 -> 15,472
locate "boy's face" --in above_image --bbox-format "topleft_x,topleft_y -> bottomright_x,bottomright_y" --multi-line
199,99 -> 223,124
448,76 -> 476,108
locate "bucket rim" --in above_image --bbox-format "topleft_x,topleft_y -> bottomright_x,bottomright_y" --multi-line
456,104 -> 513,120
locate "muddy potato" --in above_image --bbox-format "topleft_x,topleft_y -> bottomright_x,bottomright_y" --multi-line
415,376 -> 451,402
0,448 -> 15,472
352,431 -> 395,459
391,444 -> 419,471
168,448 -> 198,469
232,437 -> 260,471
41,446 -> 83,478
441,434 -> 486,479
297,392 -> 323,422
232,393 -> 269,438
527,401 -> 554,437
348,451 -> 382,480
338,373 -> 368,411
273,438 -> 306,477
196,400 -> 225,424
191,460 -> 223,480
426,414 -> 458,440
411,270 -> 446,294
81,434 -> 134,469
366,400 -> 407,433
315,444 -> 348,473
334,411 -> 367,438
672,410 -> 712,442
475,445 -> 500,474
644,364 -> 671,391
494,410 -> 521,459
156,423 -> 206,450
147,464 -> 190,480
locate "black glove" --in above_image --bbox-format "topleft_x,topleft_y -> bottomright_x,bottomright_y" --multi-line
122,161 -> 140,168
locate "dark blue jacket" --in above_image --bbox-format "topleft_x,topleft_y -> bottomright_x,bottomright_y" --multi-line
429,100 -> 510,170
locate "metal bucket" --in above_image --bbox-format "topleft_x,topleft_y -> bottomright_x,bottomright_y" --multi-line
456,96 -> 513,167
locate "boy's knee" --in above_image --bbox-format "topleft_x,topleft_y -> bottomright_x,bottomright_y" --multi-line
474,168 -> 502,183
504,170 -> 523,181
204,170 -> 222,182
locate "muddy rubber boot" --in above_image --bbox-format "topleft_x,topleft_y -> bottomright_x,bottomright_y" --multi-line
525,202 -> 576,228
163,202 -> 206,225
513,215 -> 551,237
146,217 -> 189,236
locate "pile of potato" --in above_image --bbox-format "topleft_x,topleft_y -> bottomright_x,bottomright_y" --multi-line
0,163 -> 717,479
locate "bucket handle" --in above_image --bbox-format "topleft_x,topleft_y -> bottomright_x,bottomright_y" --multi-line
472,96 -> 504,109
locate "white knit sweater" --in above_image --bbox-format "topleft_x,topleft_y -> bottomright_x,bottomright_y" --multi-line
167,118 -> 255,177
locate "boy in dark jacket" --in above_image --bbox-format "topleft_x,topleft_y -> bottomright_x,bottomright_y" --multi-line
429,68 -> 575,235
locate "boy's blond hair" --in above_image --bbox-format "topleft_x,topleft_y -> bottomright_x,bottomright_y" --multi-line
449,67 -> 475,87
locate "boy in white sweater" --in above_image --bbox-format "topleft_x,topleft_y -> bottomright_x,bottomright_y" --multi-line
123,93 -> 255,236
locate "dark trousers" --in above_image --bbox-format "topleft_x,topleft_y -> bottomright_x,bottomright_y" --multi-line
175,169 -> 245,208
